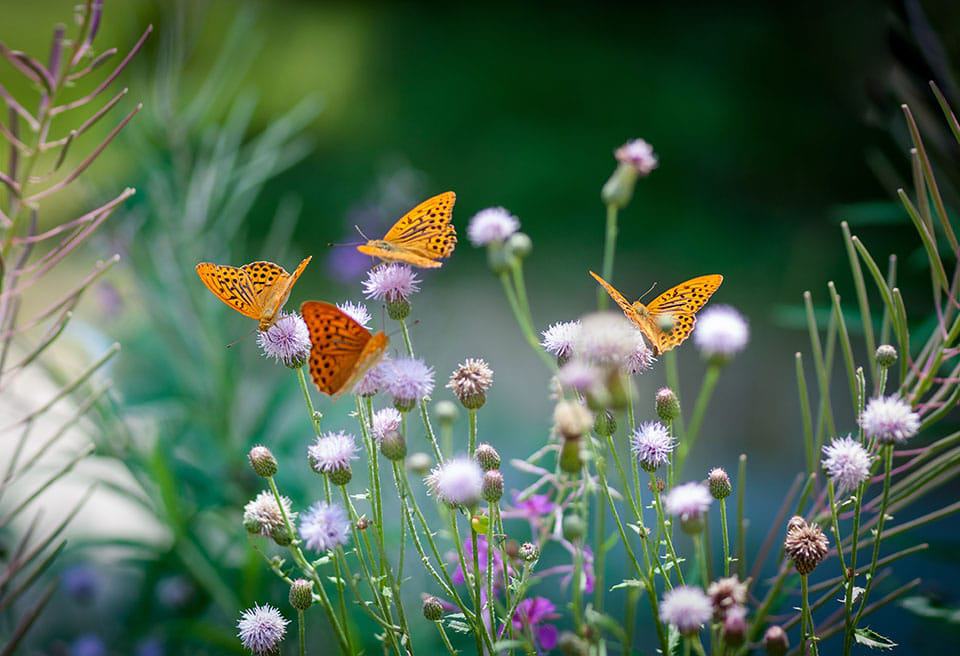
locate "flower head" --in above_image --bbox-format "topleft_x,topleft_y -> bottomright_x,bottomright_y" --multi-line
468,207 -> 520,246
660,585 -> 712,635
663,482 -> 713,532
707,576 -> 747,620
625,338 -> 655,375
298,501 -> 351,552
243,491 -> 295,539
783,516 -> 829,575
631,421 -> 675,472
354,358 -> 388,397
257,313 -> 311,368
859,395 -> 920,444
63,564 -> 100,602
362,263 -> 420,302
556,359 -> 603,394
70,634 -> 107,656
308,431 -> 358,485
336,301 -> 371,329
447,358 -> 494,409
615,138 -> 658,175
371,407 -> 403,444
237,603 -> 289,655
452,535 -> 507,586
574,312 -> 643,367
541,320 -> 581,362
707,467 -> 732,500
822,435 -> 872,494
693,305 -> 749,362
425,457 -> 484,507
384,357 -> 435,410
512,597 -> 560,651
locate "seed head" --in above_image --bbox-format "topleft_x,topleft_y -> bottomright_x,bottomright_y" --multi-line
783,517 -> 829,575
447,358 -> 494,409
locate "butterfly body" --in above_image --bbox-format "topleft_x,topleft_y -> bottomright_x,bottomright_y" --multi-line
300,301 -> 389,397
590,270 -> 723,355
196,257 -> 312,331
356,191 -> 457,268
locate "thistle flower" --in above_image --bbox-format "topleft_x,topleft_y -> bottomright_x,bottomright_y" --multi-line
519,542 -> 540,562
822,435 -> 872,494
237,604 -> 288,655
371,407 -> 403,444
707,576 -> 747,620
468,207 -> 520,246
603,139 -> 658,209
707,467 -> 732,500
625,337 -> 655,374
693,305 -> 749,363
447,358 -> 493,409
307,431 -> 358,485
336,300 -> 372,329
783,516 -> 829,575
256,313 -> 311,368
384,357 -> 435,411
362,263 -> 420,302
876,344 -> 898,368
243,491 -> 294,539
659,585 -> 712,636
859,395 -> 920,444
655,387 -> 681,421
663,482 -> 713,533
512,597 -> 560,651
541,320 -> 581,363
556,359 -> 603,394
631,421 -> 675,472
615,138 -> 658,175
574,312 -> 643,367
354,358 -> 389,397
722,605 -> 747,647
425,457 -> 484,507
298,501 -> 351,552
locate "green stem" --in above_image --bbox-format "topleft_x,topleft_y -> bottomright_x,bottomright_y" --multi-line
295,366 -> 322,435
720,497 -> 731,577
498,271 -> 556,369
298,609 -> 306,656
598,203 -> 619,310
397,318 -> 444,462
736,454 -> 747,580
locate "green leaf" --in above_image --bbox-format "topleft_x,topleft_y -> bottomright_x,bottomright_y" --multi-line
854,627 -> 897,650
610,578 -> 646,592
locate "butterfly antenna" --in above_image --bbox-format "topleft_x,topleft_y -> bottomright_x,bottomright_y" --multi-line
638,282 -> 658,301
225,327 -> 257,349
354,225 -> 370,241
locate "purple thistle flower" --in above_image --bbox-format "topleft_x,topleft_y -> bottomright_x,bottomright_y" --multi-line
371,407 -> 403,444
660,585 -> 712,635
298,501 -> 351,552
256,313 -> 311,368
822,435 -> 873,494
615,139 -> 658,175
336,301 -> 372,329
625,337 -> 655,374
307,431 -> 358,475
243,491 -> 295,538
354,358 -> 389,397
511,597 -> 560,651
631,421 -> 675,471
574,312 -> 643,367
363,263 -> 420,302
541,320 -> 581,361
859,395 -> 920,444
693,305 -> 749,361
237,603 -> 289,655
468,207 -> 520,246
384,357 -> 435,409
425,457 -> 484,507
663,482 -> 713,530
556,359 -> 603,394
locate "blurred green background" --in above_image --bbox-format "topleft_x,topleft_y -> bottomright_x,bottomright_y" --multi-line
7,0 -> 960,653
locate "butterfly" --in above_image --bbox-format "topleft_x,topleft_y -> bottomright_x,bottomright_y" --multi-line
356,191 -> 457,268
590,271 -> 723,355
300,301 -> 389,397
195,257 -> 312,331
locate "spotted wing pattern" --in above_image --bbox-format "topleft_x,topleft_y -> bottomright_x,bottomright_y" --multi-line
357,191 -> 457,268
643,274 -> 724,353
301,301 -> 389,397
589,271 -> 657,345
195,262 -> 263,320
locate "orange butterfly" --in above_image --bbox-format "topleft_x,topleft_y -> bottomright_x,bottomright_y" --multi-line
196,257 -> 312,331
356,191 -> 457,268
590,271 -> 723,355
300,301 -> 389,397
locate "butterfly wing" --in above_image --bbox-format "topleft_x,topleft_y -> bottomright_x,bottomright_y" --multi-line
645,274 -> 724,353
301,301 -> 388,397
589,271 -> 659,346
196,262 -> 263,320
357,191 -> 457,268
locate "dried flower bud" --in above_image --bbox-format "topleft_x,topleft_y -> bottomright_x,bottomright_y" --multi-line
649,477 -> 666,494
288,579 -> 313,610
355,517 -> 370,531
708,467 -> 732,500
876,344 -> 897,369
783,517 -> 829,576
593,409 -> 617,437
422,595 -> 444,621
248,445 -> 278,478
562,514 -> 586,541
518,542 -> 540,562
482,470 -> 504,503
434,400 -> 459,424
554,400 -> 593,440
506,232 -> 533,259
763,625 -> 789,655
379,430 -> 407,461
559,439 -> 583,474
655,387 -> 680,422
406,452 -> 433,475
448,358 -> 494,409
474,443 -> 501,471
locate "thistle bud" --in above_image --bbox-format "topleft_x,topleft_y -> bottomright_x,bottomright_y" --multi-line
289,579 -> 313,610
655,387 -> 680,422
708,467 -> 732,500
722,606 -> 747,647
379,430 -> 407,462
270,524 -> 293,546
386,299 -> 411,321
876,344 -> 897,369
518,542 -> 539,562
482,470 -> 504,503
422,595 -> 444,621
763,625 -> 789,656
562,514 -> 586,541
593,409 -> 617,437
406,452 -> 433,475
434,400 -> 459,424
602,164 -> 639,210
248,445 -> 278,478
506,232 -> 533,259
487,242 -> 516,274
474,443 -> 501,471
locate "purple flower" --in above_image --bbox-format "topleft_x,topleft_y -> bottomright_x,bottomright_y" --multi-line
512,597 -> 560,650
363,263 -> 420,302
384,357 -> 435,408
425,457 -> 484,507
822,435 -> 872,494
336,301 -> 372,329
514,493 -> 555,519
468,207 -> 520,246
541,320 -> 580,361
631,421 -> 675,472
451,535 -> 506,586
693,305 -> 749,361
70,635 -> 107,656
615,139 -> 658,175
663,482 -> 713,530
63,564 -> 99,602
625,337 -> 655,374
243,491 -> 295,538
859,395 -> 920,444
237,603 -> 289,655
660,585 -> 712,635
307,431 -> 358,475
298,501 -> 351,552
556,359 -> 603,394
371,407 -> 403,444
256,313 -> 311,368
354,358 -> 389,397
574,312 -> 643,367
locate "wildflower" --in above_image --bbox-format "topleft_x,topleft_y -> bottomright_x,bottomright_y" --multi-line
783,516 -> 829,575
821,435 -> 872,494
474,443 -> 501,471
452,535 -> 507,586
659,585 -> 712,636
615,138 -> 658,175
70,635 -> 107,656
519,542 -> 540,562
625,338 -> 655,374
447,358 -> 494,409
512,597 -> 560,651
434,399 -> 459,423
363,263 -> 420,320
371,407 -> 402,444
298,501 -> 351,552
248,445 -> 278,478
603,138 -> 658,209
631,421 -> 675,471
468,207 -> 520,246
763,625 -> 790,655
663,482 -> 713,533
693,305 -> 749,363
707,467 -> 733,500
422,595 -> 444,621
256,313 -> 311,368
384,357 -> 435,411
574,312 -> 643,367
556,359 -> 603,395
288,579 -> 313,611
482,470 -> 504,502
336,300 -> 371,329
859,395 -> 920,444
237,603 -> 289,655
541,320 -> 581,363
354,358 -> 388,397
307,431 -> 358,485
722,605 -> 748,647
426,457 -> 484,507
655,387 -> 681,422
243,491 -> 295,541
554,400 -> 593,440
707,576 -> 747,620
876,344 -> 898,369
63,564 -> 99,602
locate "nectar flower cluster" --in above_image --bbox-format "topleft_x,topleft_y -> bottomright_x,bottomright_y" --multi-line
615,138 -> 658,175
362,263 -> 420,302
298,501 -> 351,552
237,604 -> 288,656
385,357 -> 435,408
336,300 -> 371,328
541,320 -> 580,361
574,312 -> 643,367
822,435 -> 872,494
371,407 -> 403,444
663,482 -> 713,531
467,207 -> 520,246
425,457 -> 484,507
693,305 -> 749,361
660,585 -> 712,636
630,421 -> 675,471
307,431 -> 358,475
859,395 -> 920,444
243,491 -> 294,538
256,313 -> 311,368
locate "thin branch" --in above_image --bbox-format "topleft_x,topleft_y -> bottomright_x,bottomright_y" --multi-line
66,47 -> 116,82
0,83 -> 39,131
13,187 -> 134,244
41,87 -> 128,150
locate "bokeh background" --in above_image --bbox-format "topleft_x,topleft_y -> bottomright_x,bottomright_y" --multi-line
5,0 -> 960,653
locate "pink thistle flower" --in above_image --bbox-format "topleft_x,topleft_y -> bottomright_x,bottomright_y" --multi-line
336,301 -> 372,329
371,407 -> 403,444
541,320 -> 581,361
512,597 -> 560,650
298,501 -> 351,552
307,431 -> 358,475
693,305 -> 749,362
362,263 -> 420,302
859,395 -> 920,444
660,585 -> 712,635
615,139 -> 658,175
425,457 -> 484,507
631,421 -> 675,472
467,207 -> 520,246
822,435 -> 872,493
384,357 -> 435,409
256,313 -> 311,368
237,603 -> 289,655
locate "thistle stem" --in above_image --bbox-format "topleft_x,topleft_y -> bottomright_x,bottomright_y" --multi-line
598,203 -> 618,310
